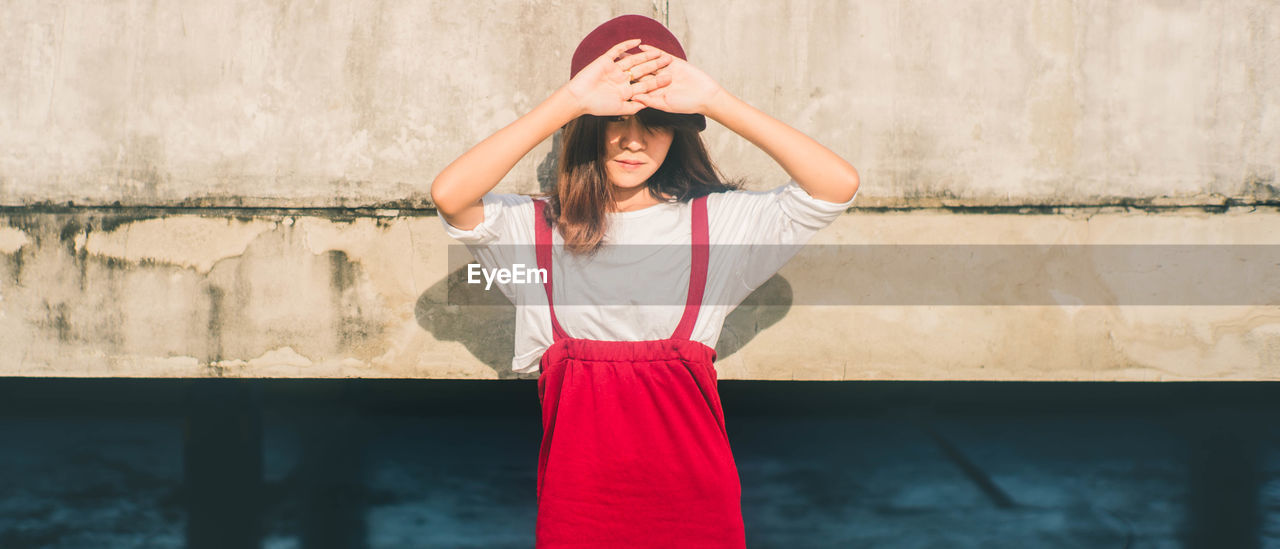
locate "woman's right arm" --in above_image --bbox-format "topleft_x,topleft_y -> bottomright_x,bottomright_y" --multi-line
431,87 -> 580,230
431,39 -> 674,230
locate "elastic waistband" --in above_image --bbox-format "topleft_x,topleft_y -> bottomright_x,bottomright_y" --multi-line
541,338 -> 716,365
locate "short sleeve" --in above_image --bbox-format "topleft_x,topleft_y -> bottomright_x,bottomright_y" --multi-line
775,179 -> 858,230
438,192 -> 536,304
706,180 -> 857,306
439,192 -> 533,245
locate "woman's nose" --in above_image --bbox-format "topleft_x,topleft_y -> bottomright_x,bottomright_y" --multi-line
618,119 -> 646,150
621,136 -> 645,151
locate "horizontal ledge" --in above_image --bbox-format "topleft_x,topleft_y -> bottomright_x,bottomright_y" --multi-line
2,200 -> 1280,217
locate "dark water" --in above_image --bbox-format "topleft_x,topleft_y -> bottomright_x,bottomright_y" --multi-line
0,379 -> 1277,548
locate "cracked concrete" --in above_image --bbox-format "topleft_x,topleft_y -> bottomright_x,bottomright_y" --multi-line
0,209 -> 1277,380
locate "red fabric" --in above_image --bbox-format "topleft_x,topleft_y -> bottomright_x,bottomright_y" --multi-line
532,198 -> 746,548
568,14 -> 708,132
570,14 -> 688,79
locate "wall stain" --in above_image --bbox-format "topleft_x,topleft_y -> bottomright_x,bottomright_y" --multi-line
854,199 -> 1280,215
46,301 -> 72,343
56,217 -> 82,247
4,194 -> 1275,217
1,212 -> 394,374
205,285 -> 225,371
1245,166 -> 1278,201
10,247 -> 23,284
328,250 -> 385,352
2,210 -> 161,240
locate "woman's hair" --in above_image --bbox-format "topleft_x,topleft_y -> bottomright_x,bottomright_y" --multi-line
541,109 -> 740,254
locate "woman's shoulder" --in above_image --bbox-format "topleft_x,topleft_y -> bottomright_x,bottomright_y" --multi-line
703,183 -> 789,214
704,180 -> 853,237
483,192 -> 539,231
481,192 -> 540,222
707,180 -> 854,211
485,192 -> 537,207
439,192 -> 537,245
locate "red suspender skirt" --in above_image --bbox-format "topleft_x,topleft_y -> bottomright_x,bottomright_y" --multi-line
532,197 -> 747,548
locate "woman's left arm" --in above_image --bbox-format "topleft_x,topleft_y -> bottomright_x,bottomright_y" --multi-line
706,90 -> 860,203
632,46 -> 860,203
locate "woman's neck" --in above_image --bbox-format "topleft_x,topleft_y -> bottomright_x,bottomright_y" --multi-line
609,185 -> 666,212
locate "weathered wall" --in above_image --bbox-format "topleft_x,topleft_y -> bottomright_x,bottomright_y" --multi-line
2,209 -> 1278,380
3,0 -> 1276,207
2,1 -> 1278,379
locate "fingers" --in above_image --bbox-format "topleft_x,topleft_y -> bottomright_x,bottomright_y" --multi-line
627,76 -> 654,96
629,72 -> 672,95
636,45 -> 683,76
622,72 -> 670,99
620,53 -> 672,81
604,39 -> 643,61
630,91 -> 664,111
615,43 -> 673,77
637,44 -> 670,57
619,100 -> 646,115
616,48 -> 663,71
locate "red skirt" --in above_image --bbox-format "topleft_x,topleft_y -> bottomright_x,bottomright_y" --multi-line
535,338 -> 746,548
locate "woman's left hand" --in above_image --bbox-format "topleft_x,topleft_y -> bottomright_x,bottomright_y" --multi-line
630,45 -> 724,115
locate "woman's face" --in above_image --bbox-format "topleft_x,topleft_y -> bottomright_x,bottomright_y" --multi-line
602,115 -> 674,190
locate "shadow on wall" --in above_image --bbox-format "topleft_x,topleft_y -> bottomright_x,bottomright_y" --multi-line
413,266 -> 793,378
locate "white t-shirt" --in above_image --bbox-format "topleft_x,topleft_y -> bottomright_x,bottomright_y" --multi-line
441,180 -> 856,373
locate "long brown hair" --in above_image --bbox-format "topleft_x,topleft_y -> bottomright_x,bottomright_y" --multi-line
541,110 -> 740,254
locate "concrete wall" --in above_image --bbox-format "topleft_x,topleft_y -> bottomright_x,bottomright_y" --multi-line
2,0 -> 1277,379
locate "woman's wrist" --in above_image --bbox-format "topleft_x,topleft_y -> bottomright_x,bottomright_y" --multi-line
550,83 -> 590,121
702,87 -> 738,122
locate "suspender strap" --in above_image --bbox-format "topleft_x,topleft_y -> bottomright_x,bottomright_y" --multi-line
533,199 -> 570,342
670,195 -> 709,341
532,196 -> 710,343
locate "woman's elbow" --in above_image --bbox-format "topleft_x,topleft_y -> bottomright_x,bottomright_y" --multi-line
834,165 -> 860,203
430,177 -> 459,216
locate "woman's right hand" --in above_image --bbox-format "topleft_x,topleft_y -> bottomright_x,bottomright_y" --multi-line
565,39 -> 674,116
433,40 -> 672,230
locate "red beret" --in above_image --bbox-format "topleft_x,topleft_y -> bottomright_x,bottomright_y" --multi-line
570,15 -> 705,131
570,15 -> 688,79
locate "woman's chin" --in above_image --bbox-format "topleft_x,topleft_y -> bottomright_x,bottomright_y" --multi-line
607,175 -> 654,191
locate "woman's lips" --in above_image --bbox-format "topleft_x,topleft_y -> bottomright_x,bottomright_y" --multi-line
614,159 -> 645,171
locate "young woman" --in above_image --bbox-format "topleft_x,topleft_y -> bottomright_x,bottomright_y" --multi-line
432,15 -> 859,548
